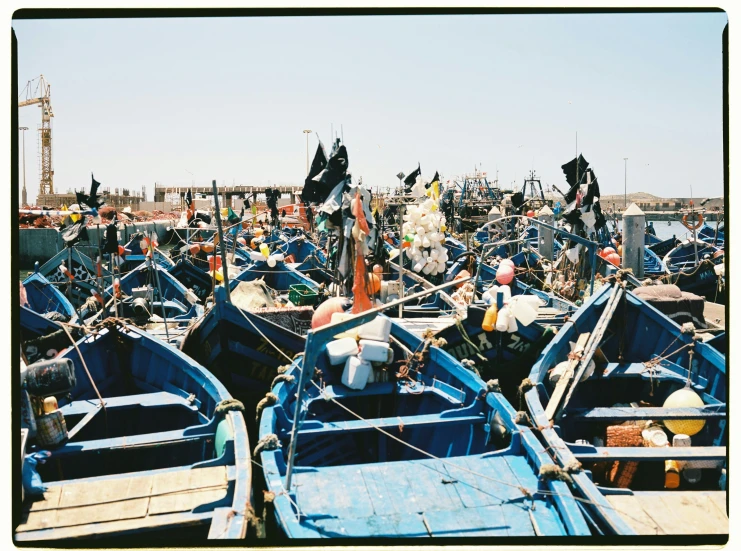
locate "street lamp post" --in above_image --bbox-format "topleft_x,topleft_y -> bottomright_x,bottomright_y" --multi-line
623,157 -> 628,209
20,126 -> 28,206
303,129 -> 312,175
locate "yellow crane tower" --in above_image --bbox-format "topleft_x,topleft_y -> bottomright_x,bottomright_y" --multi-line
19,75 -> 54,195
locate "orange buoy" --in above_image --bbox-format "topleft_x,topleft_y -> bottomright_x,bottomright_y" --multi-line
200,242 -> 215,254
368,273 -> 382,295
605,252 -> 621,266
284,254 -> 296,264
454,270 -> 470,288
189,243 -> 200,255
526,210 -> 535,218
207,255 -> 222,272
311,297 -> 348,329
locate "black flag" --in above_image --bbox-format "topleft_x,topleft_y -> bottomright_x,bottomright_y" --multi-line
76,174 -> 106,209
561,154 -> 589,188
583,169 -> 601,206
185,189 -> 193,208
426,171 -> 439,190
404,164 -> 421,191
102,222 -> 118,254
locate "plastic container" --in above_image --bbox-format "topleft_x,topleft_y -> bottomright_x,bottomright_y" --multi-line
342,356 -> 373,390
24,359 -> 77,398
358,316 -> 391,342
665,460 -> 680,489
289,284 -> 318,306
673,434 -> 702,483
36,410 -> 68,447
642,425 -> 669,448
482,304 -> 498,332
326,337 -> 359,366
359,340 -> 391,362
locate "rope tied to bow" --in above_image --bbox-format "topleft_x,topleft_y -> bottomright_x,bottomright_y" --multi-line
255,392 -> 278,422
214,398 -> 245,418
253,433 -> 281,456
271,373 -> 295,390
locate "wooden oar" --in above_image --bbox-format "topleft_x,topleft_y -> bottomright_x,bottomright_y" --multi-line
557,283 -> 625,420
545,332 -> 591,421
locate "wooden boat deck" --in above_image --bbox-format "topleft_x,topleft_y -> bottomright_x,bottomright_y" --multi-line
16,465 -> 229,541
605,491 -> 727,535
288,454 -> 565,537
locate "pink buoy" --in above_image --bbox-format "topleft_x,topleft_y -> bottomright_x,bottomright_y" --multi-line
501,258 -> 515,268
237,237 -> 247,246
311,297 -> 348,329
496,263 -> 515,285
603,246 -> 616,255
526,210 -> 535,218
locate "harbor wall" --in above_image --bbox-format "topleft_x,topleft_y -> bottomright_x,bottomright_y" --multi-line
18,220 -> 175,268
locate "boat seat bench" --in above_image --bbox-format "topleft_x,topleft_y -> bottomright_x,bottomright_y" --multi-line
297,413 -> 487,436
49,426 -> 216,458
569,445 -> 726,462
566,406 -> 725,422
60,391 -> 200,418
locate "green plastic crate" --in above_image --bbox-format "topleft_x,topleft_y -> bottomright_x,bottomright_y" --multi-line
289,284 -> 318,306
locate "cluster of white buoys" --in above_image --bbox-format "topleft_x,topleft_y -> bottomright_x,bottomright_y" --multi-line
401,198 -> 448,276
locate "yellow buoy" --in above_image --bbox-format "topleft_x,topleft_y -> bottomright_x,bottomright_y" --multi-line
663,388 -> 706,436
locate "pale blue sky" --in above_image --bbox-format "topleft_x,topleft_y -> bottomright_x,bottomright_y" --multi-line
14,12 -> 727,204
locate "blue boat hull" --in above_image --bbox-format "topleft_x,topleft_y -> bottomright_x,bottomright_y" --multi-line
524,283 -> 727,535
258,314 -> 592,538
17,322 -> 251,541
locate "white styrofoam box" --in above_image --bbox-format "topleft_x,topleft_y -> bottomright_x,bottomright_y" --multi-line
326,337 -> 360,366
330,312 -> 354,324
358,316 -> 391,342
342,356 -> 373,390
358,339 -> 390,362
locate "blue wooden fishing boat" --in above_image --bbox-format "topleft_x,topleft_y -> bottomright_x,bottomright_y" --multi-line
181,286 -> 307,397
168,257 -> 214,304
523,282 -> 727,536
92,260 -> 200,324
662,240 -> 724,300
697,222 -> 724,247
16,320 -> 251,542
642,246 -> 666,277
230,259 -> 320,296
256,308 -> 592,538
648,236 -> 679,259
38,248 -> 111,309
120,233 -> 174,274
276,235 -> 327,267
22,269 -> 77,322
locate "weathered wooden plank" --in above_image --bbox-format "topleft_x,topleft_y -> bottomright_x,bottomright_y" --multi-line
15,511 -> 215,541
636,493 -> 727,535
298,414 -> 485,436
605,495 -> 664,536
660,493 -> 728,534
149,487 -> 228,516
571,446 -> 726,462
545,333 -> 590,421
568,406 -> 725,421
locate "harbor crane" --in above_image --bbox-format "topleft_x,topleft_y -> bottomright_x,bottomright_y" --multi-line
19,75 -> 54,195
